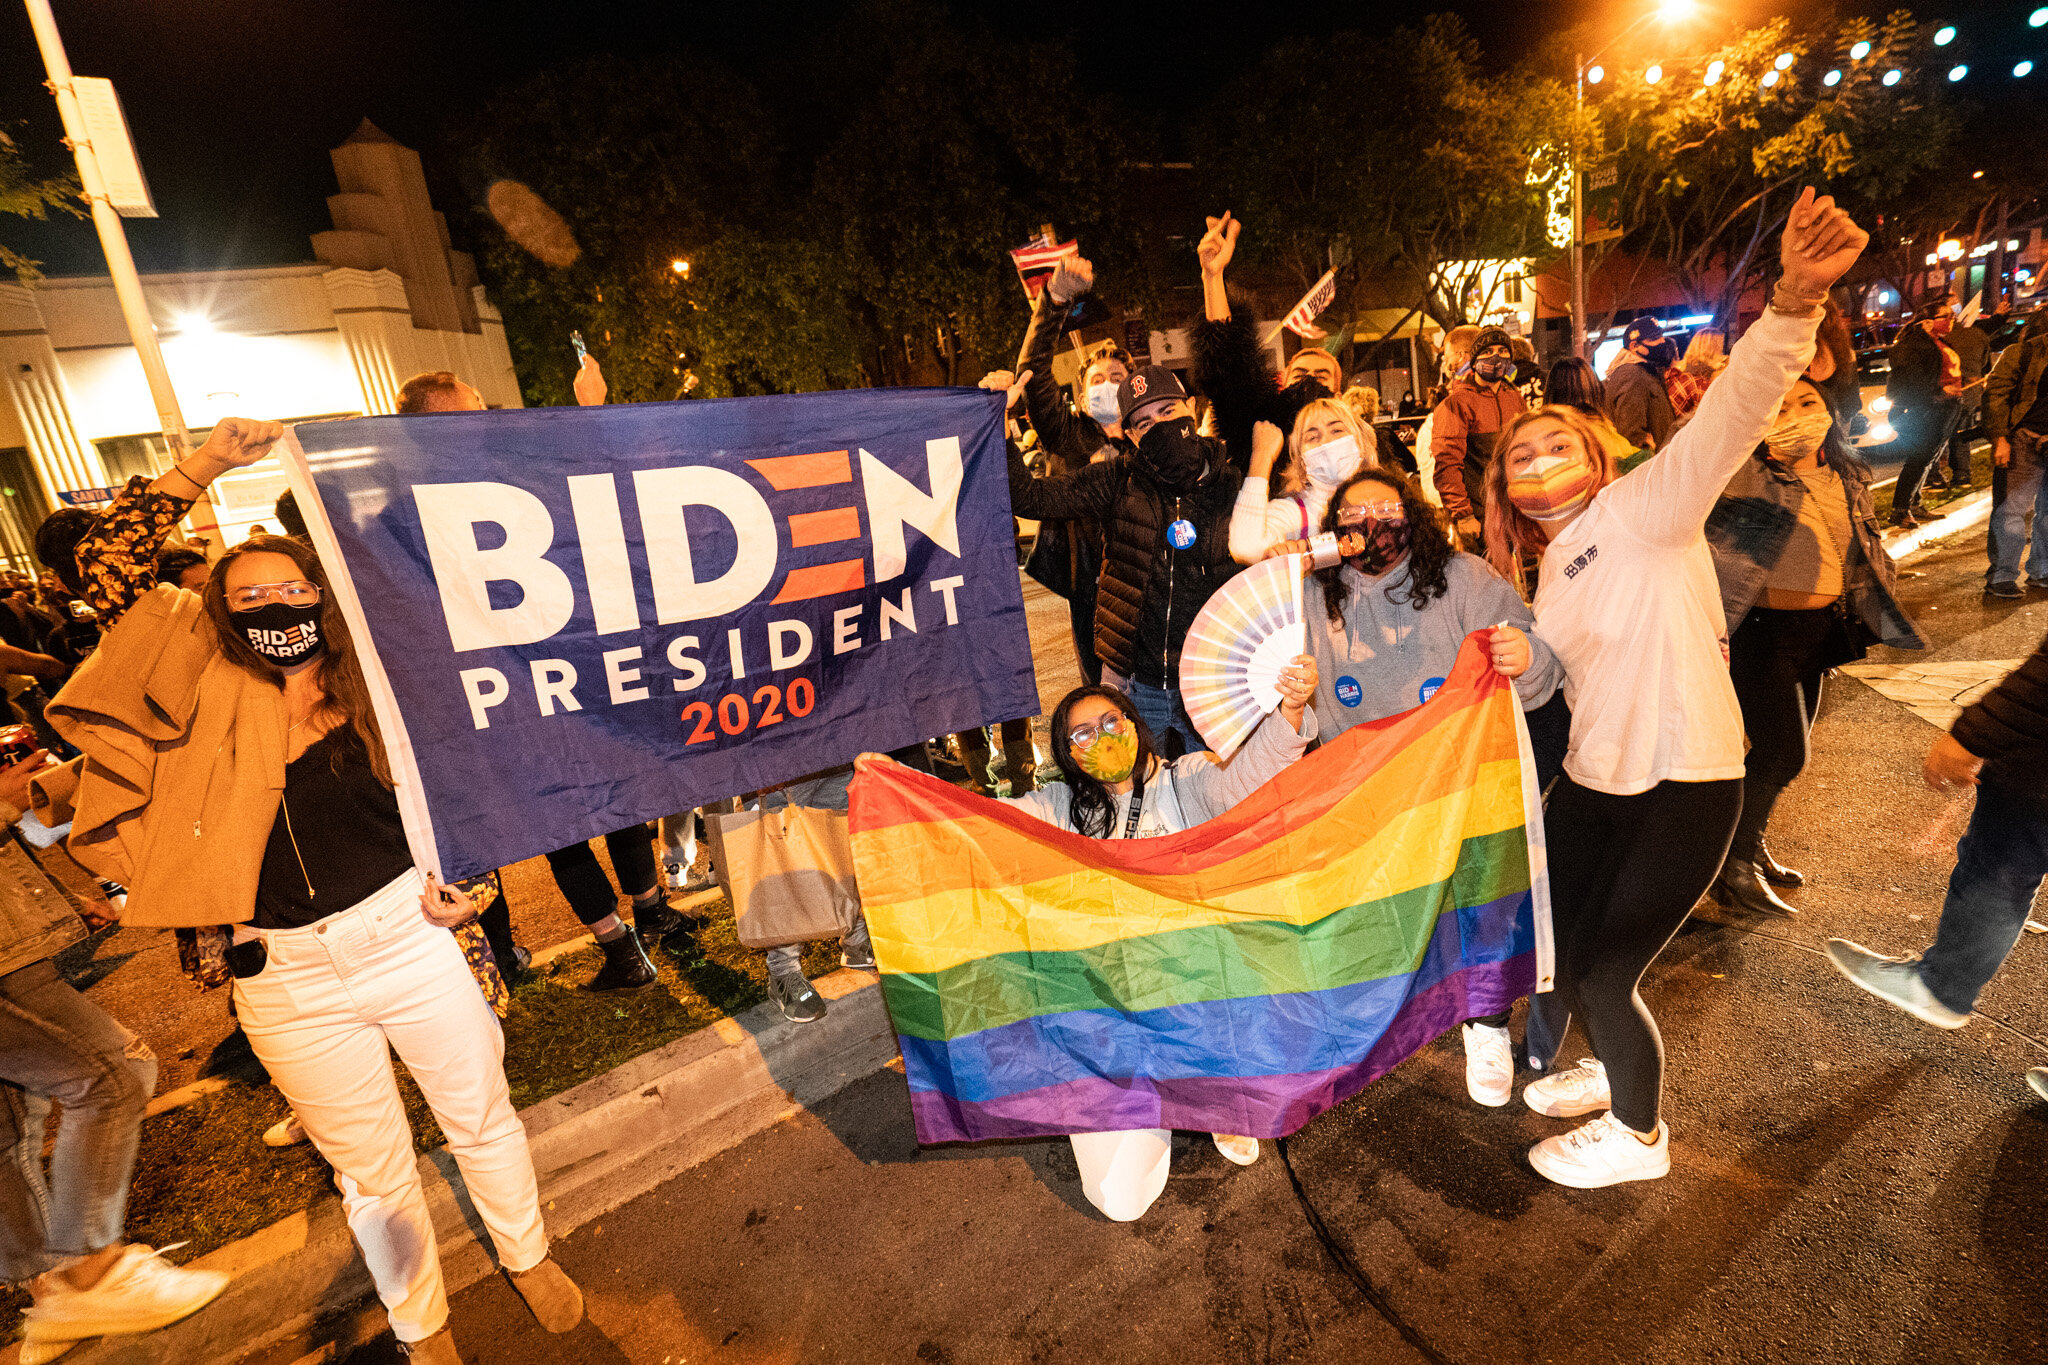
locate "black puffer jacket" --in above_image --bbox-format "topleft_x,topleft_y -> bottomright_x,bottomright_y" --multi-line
1953,629 -> 2048,804
1191,301 -> 1325,478
1008,440 -> 1241,686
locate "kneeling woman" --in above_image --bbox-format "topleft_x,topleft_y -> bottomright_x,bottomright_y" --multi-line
54,423 -> 579,1364
910,661 -> 1317,1221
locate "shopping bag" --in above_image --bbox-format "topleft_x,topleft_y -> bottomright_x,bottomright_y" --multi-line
707,806 -> 862,949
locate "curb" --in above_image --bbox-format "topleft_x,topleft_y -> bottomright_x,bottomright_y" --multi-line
29,967 -> 898,1365
1888,487 -> 1992,563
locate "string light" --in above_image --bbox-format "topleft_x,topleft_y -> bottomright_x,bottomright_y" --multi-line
1934,26 -> 1956,46
1704,59 -> 1724,85
1762,69 -> 1781,87
1883,68 -> 1903,85
1850,40 -> 1872,60
1644,63 -> 1665,83
2032,8 -> 2047,28
1824,69 -> 1843,85
1950,64 -> 1969,81
1775,52 -> 1796,69
2019,60 -> 2037,77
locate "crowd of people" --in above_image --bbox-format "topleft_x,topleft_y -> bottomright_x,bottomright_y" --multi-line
0,185 -> 2042,1360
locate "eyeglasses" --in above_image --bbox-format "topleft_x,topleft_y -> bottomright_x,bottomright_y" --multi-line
227,581 -> 322,611
1066,712 -> 1128,748
1338,502 -> 1406,523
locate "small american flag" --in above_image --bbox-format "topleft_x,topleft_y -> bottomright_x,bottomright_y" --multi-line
1010,234 -> 1078,300
1279,269 -> 1338,340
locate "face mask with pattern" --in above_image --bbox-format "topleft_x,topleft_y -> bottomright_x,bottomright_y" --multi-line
1765,410 -> 1834,464
1336,504 -> 1411,575
1075,726 -> 1138,783
1506,452 -> 1598,523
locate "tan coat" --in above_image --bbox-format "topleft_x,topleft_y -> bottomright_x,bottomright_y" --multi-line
34,586 -> 287,928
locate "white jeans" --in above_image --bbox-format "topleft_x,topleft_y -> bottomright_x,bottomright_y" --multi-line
232,870 -> 547,1342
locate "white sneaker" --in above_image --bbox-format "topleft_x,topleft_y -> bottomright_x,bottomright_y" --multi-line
22,1243 -> 230,1346
1211,1133 -> 1260,1166
1523,1057 -> 1611,1118
262,1112 -> 307,1148
1824,939 -> 1970,1028
1528,1113 -> 1670,1188
1461,1022 -> 1514,1107
2028,1067 -> 2048,1103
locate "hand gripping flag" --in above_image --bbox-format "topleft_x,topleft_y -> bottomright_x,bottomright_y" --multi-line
1275,268 -> 1338,342
1010,235 -> 1078,301
849,634 -> 1552,1145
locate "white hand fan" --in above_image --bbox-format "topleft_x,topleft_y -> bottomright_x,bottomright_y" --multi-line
1178,536 -> 1338,758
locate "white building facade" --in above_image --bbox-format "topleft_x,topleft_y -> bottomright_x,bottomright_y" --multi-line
0,119 -> 521,563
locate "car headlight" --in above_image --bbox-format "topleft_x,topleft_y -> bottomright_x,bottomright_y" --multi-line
1869,421 -> 1897,443
1871,395 -> 1893,413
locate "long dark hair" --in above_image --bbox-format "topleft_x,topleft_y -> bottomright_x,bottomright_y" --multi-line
1544,358 -> 1608,419
202,535 -> 393,787
1047,684 -> 1159,840
1313,467 -> 1453,621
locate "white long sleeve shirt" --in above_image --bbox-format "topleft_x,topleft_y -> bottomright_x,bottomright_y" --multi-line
1228,481 -> 1334,564
1532,307 -> 1818,796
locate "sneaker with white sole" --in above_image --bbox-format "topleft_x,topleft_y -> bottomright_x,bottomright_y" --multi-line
1824,939 -> 1969,1029
262,1112 -> 307,1148
768,972 -> 826,1024
2029,1067 -> 2048,1102
21,1243 -> 230,1349
1528,1113 -> 1670,1188
1211,1133 -> 1260,1166
1461,1022 -> 1514,1107
663,860 -> 717,895
1523,1057 -> 1611,1118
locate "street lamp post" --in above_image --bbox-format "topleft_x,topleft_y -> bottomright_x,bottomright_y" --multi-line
22,0 -> 193,467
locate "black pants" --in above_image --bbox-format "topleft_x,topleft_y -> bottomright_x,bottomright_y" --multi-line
1726,606 -> 1832,863
1890,399 -> 1963,520
1071,538 -> 1104,687
545,824 -> 659,926
1529,776 -> 1742,1132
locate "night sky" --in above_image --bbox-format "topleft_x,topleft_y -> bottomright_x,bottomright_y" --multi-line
0,0 -> 2030,277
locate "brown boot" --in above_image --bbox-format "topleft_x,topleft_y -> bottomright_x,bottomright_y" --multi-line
508,1258 -> 584,1333
399,1328 -> 461,1362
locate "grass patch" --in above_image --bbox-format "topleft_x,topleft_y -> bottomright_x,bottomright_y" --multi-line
110,897 -> 854,1268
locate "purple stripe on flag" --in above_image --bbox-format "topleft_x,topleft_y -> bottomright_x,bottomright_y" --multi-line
904,951 -> 1537,1144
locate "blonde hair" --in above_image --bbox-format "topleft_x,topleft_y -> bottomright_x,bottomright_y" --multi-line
1277,398 -> 1374,494
1482,405 -> 1623,591
1682,330 -> 1727,376
1441,325 -> 1481,376
1341,385 -> 1381,423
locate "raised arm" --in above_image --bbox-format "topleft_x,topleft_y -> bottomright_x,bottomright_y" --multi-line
1595,190 -> 1866,548
75,419 -> 284,627
1014,264 -> 1098,468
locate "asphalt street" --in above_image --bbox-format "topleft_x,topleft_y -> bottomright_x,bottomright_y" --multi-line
330,511 -> 2048,1365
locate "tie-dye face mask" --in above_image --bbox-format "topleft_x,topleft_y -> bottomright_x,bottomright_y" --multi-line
1506,453 -> 1598,523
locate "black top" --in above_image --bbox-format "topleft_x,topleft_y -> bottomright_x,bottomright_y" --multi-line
254,728 -> 412,929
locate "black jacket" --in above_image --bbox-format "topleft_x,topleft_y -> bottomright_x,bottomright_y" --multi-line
1886,324 -> 1956,411
1016,289 -> 1128,474
1953,629 -> 2048,803
1191,301 -> 1322,479
1008,440 -> 1241,686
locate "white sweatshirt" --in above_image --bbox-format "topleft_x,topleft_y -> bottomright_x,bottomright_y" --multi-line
1532,307 -> 1818,796
1228,480 -> 1335,564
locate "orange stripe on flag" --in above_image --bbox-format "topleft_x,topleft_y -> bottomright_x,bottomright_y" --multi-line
788,507 -> 862,547
748,451 -> 852,489
771,559 -> 866,603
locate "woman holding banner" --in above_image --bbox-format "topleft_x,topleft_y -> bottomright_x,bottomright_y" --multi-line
48,428 -> 582,1364
1482,189 -> 1868,1189
866,662 -> 1319,1220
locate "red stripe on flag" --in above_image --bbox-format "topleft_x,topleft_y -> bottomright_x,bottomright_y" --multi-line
748,451 -> 852,490
771,558 -> 866,603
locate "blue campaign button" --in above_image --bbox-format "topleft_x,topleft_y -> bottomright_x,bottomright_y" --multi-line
1167,518 -> 1197,549
1334,676 -> 1363,708
1419,676 -> 1445,704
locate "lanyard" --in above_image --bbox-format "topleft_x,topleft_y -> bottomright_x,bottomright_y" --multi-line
1120,782 -> 1146,839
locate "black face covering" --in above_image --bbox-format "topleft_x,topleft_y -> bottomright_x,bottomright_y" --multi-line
1648,339 -> 1679,370
1138,418 -> 1209,490
1281,375 -> 1334,406
238,601 -> 324,665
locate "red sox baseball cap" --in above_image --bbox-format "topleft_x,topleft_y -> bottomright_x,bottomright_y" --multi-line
1117,364 -> 1188,425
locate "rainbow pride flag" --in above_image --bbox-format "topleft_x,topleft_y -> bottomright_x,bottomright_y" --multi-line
848,635 -> 1551,1145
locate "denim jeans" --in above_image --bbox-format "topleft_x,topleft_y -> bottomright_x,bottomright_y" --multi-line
1124,678 -> 1203,758
1989,432 -> 2048,586
1916,788 -> 2048,1017
0,959 -> 156,1279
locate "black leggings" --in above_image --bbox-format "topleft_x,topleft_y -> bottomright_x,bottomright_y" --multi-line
1533,776 -> 1742,1132
545,825 -> 660,926
1727,606 -> 1831,858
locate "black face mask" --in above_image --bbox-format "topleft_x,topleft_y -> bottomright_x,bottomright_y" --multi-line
1137,418 -> 1208,489
1646,339 -> 1679,370
238,601 -> 324,666
1282,374 -> 1334,405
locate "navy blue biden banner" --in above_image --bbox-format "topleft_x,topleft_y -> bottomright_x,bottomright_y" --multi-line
283,387 -> 1036,882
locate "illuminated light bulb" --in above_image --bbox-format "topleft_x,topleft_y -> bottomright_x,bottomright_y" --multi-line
2033,7 -> 2047,28
1850,40 -> 1872,60
1883,68 -> 1903,85
1868,421 -> 1897,443
1934,26 -> 1956,46
670,259 -> 691,275
1762,70 -> 1781,87
1824,69 -> 1843,86
1972,168 -> 1985,177
1872,395 -> 1893,413
1705,59 -> 1724,85
2018,60 -> 2037,77
1951,65 -> 1969,81
1775,52 -> 1796,69
1644,63 -> 1664,83
176,313 -> 215,336
1588,64 -> 1605,84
